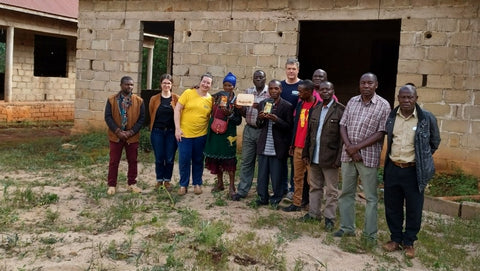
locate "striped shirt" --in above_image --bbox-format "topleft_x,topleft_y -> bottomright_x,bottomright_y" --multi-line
245,85 -> 269,127
263,121 -> 276,156
340,94 -> 391,168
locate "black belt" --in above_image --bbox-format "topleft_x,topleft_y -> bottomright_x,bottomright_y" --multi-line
153,127 -> 174,131
247,124 -> 260,129
392,161 -> 416,168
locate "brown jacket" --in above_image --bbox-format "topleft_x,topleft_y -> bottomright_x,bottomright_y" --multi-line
105,93 -> 145,143
148,93 -> 179,130
303,101 -> 345,168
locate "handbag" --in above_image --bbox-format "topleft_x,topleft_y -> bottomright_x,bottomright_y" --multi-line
211,117 -> 228,134
210,103 -> 229,134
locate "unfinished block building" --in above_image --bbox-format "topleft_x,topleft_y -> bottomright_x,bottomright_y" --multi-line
72,0 -> 479,175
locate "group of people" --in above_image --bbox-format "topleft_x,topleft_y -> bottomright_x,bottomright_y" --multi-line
104,57 -> 441,259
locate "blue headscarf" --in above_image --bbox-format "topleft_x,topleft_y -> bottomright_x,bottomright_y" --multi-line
223,72 -> 237,87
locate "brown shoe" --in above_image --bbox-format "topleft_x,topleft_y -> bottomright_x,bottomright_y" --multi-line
178,186 -> 187,196
155,181 -> 164,191
194,185 -> 202,195
403,245 -> 415,258
128,184 -> 142,193
163,181 -> 173,192
382,241 -> 401,252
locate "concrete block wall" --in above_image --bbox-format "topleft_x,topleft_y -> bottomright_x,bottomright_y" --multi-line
11,30 -> 77,102
74,0 -> 480,176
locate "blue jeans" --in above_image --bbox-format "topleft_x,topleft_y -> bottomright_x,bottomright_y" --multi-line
178,135 -> 207,187
150,128 -> 177,182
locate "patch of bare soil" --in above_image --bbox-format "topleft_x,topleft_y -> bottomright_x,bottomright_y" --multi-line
0,128 -> 430,270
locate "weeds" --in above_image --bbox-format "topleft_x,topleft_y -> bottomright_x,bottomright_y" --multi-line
427,170 -> 479,197
1,130 -> 479,270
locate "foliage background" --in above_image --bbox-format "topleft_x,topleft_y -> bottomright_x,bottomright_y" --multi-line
141,38 -> 169,90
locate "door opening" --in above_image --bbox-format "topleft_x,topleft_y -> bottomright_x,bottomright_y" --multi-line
298,20 -> 401,107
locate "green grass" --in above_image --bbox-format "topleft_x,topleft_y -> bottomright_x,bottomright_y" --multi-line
0,130 -> 479,270
426,170 -> 479,197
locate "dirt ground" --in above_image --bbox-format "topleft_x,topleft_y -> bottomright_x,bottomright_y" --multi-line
0,126 -> 431,270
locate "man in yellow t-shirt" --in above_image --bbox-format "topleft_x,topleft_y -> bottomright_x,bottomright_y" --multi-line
174,73 -> 213,195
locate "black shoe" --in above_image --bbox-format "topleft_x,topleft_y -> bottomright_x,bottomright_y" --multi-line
282,204 -> 301,212
333,229 -> 355,237
325,218 -> 334,232
255,199 -> 268,206
299,213 -> 321,222
231,193 -> 243,201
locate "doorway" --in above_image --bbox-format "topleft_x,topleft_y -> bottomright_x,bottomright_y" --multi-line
141,21 -> 174,127
298,20 -> 401,107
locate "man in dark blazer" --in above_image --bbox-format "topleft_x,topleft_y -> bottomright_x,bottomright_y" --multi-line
302,81 -> 345,231
255,79 -> 293,207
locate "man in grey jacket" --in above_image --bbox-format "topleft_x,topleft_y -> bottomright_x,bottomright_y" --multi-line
382,84 -> 441,259
301,81 -> 344,231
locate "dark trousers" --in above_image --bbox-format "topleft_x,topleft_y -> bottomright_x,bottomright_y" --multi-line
107,140 -> 139,187
257,154 -> 285,205
150,128 -> 177,181
384,162 -> 424,246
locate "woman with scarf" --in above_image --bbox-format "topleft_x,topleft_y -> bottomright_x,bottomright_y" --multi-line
204,72 -> 242,199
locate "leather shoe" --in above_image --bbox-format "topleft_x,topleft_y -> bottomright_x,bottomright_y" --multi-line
299,213 -> 321,222
178,186 -> 187,196
128,184 -> 142,193
231,193 -> 243,201
333,229 -> 355,237
403,245 -> 415,258
255,199 -> 268,206
163,181 -> 173,192
194,185 -> 202,195
382,241 -> 401,252
282,204 -> 301,212
325,218 -> 334,232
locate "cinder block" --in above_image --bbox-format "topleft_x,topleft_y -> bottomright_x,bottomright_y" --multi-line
431,18 -> 457,32
252,44 -> 275,55
451,32 -> 472,46
444,90 -> 470,104
427,46 -> 453,60
443,119 -> 469,133
417,88 -> 443,103
422,103 -> 451,117
424,196 -> 460,217
422,32 -> 447,46
222,31 -> 241,43
461,201 -> 480,219
399,46 -> 425,60
427,74 -> 453,88
418,60 -> 446,74
256,20 -> 276,31
262,32 -> 284,44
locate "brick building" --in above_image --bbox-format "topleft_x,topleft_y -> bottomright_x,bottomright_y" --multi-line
72,0 -> 479,175
0,0 -> 78,122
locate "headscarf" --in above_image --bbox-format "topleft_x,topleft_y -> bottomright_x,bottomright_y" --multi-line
223,72 -> 237,87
